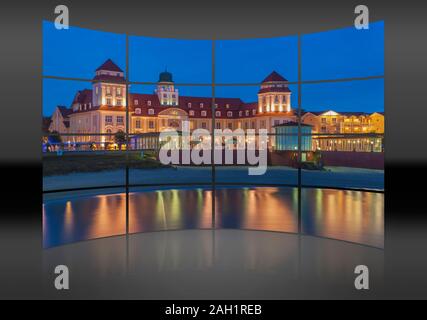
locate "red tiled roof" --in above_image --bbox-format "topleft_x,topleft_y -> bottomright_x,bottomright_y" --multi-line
129,93 -> 259,119
57,106 -> 73,118
96,59 -> 123,72
262,71 -> 288,83
72,89 -> 92,105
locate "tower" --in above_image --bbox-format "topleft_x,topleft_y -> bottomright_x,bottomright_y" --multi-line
257,71 -> 291,113
92,59 -> 127,107
156,69 -> 179,106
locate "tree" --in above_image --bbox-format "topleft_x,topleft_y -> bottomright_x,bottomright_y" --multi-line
114,130 -> 127,150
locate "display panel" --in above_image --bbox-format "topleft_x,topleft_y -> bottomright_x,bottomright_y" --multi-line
42,21 -> 384,248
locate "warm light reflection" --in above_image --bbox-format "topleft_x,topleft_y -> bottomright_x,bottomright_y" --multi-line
43,187 -> 384,248
302,188 -> 384,248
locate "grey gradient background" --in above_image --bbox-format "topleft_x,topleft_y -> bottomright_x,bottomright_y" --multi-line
0,0 -> 426,300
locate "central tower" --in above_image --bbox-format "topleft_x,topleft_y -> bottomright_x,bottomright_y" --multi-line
257,71 -> 291,113
156,70 -> 179,106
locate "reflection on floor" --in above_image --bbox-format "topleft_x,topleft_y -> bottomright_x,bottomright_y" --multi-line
43,187 -> 383,248
42,230 -> 384,299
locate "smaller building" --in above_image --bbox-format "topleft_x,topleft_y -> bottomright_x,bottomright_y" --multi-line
274,121 -> 312,151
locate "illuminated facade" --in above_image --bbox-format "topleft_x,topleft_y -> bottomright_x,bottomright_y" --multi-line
48,59 -> 384,151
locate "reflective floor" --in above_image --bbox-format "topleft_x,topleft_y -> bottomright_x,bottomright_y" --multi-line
43,186 -> 384,248
41,230 -> 384,299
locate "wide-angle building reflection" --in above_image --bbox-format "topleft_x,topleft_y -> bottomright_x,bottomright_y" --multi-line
43,187 -> 383,248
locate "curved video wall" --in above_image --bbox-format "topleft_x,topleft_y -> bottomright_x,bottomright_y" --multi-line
42,21 -> 384,248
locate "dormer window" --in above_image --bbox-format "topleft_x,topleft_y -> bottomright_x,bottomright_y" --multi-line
188,103 -> 192,108
201,111 -> 207,117
245,110 -> 249,116
226,104 -> 230,108
189,110 -> 195,116
134,99 -> 139,105
148,108 -> 154,115
252,109 -> 256,115
215,111 -> 221,117
215,103 -> 218,108
147,100 -> 151,106
227,111 -> 232,117
239,111 -> 242,117
200,103 -> 204,108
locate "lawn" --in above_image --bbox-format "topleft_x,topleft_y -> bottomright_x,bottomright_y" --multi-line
43,151 -> 168,176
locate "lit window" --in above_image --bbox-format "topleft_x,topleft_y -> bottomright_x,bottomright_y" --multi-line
117,88 -> 121,95
148,109 -> 154,115
215,111 -> 221,117
201,111 -> 207,117
106,98 -> 112,106
189,110 -> 195,116
116,99 -> 122,106
106,87 -> 111,95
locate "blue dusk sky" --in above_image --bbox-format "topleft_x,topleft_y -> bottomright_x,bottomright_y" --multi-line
42,20 -> 384,116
